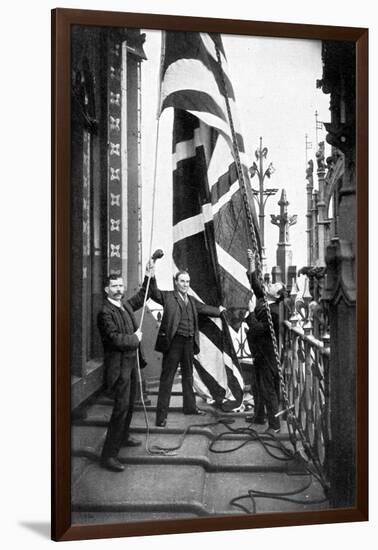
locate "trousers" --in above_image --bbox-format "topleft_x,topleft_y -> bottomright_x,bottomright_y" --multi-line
251,364 -> 280,429
101,362 -> 137,459
156,334 -> 196,422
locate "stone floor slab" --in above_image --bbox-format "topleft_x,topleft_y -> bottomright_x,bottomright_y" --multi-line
72,463 -> 206,511
71,388 -> 328,525
203,471 -> 329,515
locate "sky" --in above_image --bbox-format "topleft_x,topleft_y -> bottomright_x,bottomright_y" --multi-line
140,30 -> 331,288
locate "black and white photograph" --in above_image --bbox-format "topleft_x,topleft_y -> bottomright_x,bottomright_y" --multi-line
66,15 -> 363,532
2,0 -> 375,548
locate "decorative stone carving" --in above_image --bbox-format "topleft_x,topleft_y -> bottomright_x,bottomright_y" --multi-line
110,193 -> 120,206
316,141 -> 326,172
109,142 -> 120,156
323,239 -> 356,306
324,121 -> 354,154
110,218 -> 121,232
109,92 -> 121,106
306,159 -> 314,186
110,243 -> 121,257
109,116 -> 121,131
110,167 -> 120,181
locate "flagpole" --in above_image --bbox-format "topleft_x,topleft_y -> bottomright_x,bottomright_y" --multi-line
139,30 -> 167,329
315,110 -> 319,146
305,133 -> 312,170
139,39 -> 164,330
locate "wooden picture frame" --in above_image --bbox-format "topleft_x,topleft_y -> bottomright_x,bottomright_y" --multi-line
52,7 -> 368,542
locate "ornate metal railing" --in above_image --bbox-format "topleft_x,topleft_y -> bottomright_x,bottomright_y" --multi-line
281,274 -> 331,480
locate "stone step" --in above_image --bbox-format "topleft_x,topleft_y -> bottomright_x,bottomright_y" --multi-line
70,390 -> 327,526
203,471 -> 328,515
71,422 -> 298,501
71,462 -> 328,523
72,462 -> 208,519
72,425 -> 106,483
76,397 -> 289,436
72,510 -> 196,524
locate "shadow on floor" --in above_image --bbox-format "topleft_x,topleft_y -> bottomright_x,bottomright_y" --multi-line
19,521 -> 50,539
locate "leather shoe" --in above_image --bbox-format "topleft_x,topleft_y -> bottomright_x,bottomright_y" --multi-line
184,408 -> 206,416
155,419 -> 167,427
264,426 -> 281,435
122,436 -> 142,447
101,457 -> 125,472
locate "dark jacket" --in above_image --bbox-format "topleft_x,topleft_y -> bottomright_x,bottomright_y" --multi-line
245,301 -> 279,372
150,279 -> 221,355
245,271 -> 280,372
97,277 -> 148,391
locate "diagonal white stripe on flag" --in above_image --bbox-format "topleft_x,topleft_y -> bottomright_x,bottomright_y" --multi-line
216,243 -> 250,290
200,317 -> 245,389
173,204 -> 213,242
196,332 -> 243,398
212,181 -> 240,215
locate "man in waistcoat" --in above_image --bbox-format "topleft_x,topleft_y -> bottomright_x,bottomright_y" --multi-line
150,270 -> 226,427
98,262 -> 154,472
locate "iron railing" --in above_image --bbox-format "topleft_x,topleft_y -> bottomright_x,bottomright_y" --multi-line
281,282 -> 331,480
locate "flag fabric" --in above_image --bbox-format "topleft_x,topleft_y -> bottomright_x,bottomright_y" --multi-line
159,31 -> 261,409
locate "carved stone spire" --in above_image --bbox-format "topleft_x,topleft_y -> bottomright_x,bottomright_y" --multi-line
270,189 -> 297,283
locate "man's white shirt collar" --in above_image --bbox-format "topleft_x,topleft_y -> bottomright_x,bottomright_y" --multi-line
108,297 -> 124,308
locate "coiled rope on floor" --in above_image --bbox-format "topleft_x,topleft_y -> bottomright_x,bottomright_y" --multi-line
206,419 -> 329,513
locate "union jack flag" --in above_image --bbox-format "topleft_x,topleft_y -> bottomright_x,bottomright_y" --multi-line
159,31 -> 260,409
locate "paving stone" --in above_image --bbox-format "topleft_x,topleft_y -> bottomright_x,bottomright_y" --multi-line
72,511 -> 196,524
72,457 -> 93,486
203,471 -> 329,515
208,437 -> 294,471
118,433 -> 210,463
72,426 -> 107,485
72,463 -> 207,513
71,389 -> 328,523
72,425 -> 106,455
75,403 -> 112,425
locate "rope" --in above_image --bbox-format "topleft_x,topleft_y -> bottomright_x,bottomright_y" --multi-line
214,45 -> 288,408
230,480 -> 328,515
209,424 -> 295,461
205,419 -> 329,512
134,112 -> 176,456
214,44 -> 328,485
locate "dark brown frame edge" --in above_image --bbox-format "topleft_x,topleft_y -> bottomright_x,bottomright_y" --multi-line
52,7 -> 368,542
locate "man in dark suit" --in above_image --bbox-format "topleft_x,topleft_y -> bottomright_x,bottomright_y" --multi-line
243,250 -> 285,433
150,270 -> 225,427
98,262 -> 154,472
